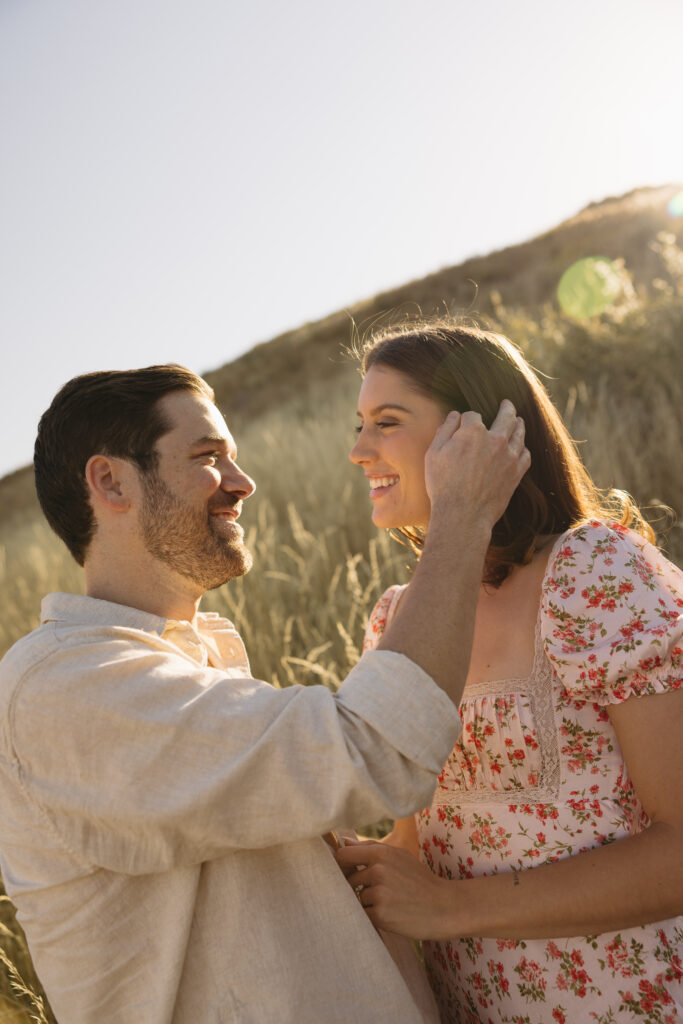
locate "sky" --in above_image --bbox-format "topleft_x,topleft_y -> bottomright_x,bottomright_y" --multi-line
1,0 -> 681,480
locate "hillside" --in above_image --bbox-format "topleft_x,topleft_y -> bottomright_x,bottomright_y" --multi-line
1,182 -> 681,528
2,182 -> 682,1024
204,182 -> 683,421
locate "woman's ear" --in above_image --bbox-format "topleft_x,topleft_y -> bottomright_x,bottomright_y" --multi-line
84,455 -> 135,512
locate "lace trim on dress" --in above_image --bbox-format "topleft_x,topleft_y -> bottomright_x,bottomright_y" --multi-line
432,532 -> 570,807
380,537 -> 566,805
439,613 -> 561,805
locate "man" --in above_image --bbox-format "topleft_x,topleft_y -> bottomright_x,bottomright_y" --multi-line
0,365 -> 528,1023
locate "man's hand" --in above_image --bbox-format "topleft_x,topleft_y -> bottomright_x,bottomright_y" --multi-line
425,400 -> 529,532
377,400 -> 530,703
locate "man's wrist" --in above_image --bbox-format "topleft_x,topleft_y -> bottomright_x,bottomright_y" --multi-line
423,508 -> 492,560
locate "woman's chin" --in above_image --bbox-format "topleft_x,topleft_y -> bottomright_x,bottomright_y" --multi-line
371,509 -> 393,529
371,507 -> 427,533
372,510 -> 405,530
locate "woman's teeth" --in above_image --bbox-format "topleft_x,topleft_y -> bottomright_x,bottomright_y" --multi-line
369,476 -> 398,489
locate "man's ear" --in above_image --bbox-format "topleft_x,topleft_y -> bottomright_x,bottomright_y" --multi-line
84,455 -> 136,511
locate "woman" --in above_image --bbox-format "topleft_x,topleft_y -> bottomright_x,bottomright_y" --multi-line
337,321 -> 683,1023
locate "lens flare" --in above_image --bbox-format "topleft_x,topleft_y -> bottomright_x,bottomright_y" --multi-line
667,191 -> 683,218
556,257 -> 625,319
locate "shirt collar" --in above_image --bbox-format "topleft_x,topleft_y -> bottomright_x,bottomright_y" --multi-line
40,593 -> 236,640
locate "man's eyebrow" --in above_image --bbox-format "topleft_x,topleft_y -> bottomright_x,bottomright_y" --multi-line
188,434 -> 237,456
356,403 -> 413,418
188,434 -> 227,447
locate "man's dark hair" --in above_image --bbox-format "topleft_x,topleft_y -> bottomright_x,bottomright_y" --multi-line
34,364 -> 215,566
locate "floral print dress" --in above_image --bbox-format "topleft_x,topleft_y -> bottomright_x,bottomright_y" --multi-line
363,521 -> 683,1024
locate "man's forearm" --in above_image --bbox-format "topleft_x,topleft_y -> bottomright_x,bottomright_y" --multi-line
377,400 -> 528,707
378,507 -> 490,705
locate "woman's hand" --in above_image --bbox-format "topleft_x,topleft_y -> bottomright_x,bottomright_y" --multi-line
335,839 -> 454,940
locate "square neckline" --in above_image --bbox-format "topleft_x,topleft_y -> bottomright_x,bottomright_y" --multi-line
460,529 -> 569,693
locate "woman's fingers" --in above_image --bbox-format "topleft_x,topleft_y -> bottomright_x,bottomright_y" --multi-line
337,840 -> 454,937
335,839 -> 383,875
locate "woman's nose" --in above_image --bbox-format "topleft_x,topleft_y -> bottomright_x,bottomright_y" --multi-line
349,432 -> 369,465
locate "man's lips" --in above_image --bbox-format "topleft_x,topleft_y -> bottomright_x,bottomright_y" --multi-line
209,505 -> 241,523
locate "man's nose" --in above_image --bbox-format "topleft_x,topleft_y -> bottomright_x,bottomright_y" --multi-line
222,464 -> 255,499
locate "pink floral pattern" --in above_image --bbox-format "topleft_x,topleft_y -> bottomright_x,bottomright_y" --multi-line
364,522 -> 683,1022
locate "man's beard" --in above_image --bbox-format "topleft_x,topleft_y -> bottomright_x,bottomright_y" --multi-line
140,471 -> 253,591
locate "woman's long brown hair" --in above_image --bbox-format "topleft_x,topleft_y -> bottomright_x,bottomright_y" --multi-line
359,320 -> 654,586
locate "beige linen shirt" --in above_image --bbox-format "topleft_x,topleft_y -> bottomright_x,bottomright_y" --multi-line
0,593 -> 461,1023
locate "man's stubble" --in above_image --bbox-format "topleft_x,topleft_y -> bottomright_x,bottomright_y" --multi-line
140,471 -> 253,592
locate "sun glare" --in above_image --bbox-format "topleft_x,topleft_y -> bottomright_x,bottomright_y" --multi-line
556,257 -> 630,320
667,191 -> 683,219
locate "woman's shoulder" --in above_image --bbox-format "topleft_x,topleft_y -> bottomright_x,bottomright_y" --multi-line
540,520 -> 683,703
362,584 -> 408,652
545,519 -> 681,592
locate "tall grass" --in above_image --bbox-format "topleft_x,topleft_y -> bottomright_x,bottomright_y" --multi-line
1,256 -> 682,1019
201,381 -> 414,686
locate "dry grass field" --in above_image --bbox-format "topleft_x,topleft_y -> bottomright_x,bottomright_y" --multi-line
0,187 -> 681,1021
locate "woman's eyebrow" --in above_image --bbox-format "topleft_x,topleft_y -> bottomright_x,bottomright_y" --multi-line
357,403 -> 413,417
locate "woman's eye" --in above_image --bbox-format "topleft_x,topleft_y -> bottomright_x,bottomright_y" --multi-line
354,420 -> 398,434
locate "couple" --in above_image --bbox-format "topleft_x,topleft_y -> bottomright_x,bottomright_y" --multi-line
0,321 -> 680,1023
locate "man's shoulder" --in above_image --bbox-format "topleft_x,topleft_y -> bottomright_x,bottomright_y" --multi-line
0,593 -> 166,694
0,620 -> 60,686
0,623 -> 64,751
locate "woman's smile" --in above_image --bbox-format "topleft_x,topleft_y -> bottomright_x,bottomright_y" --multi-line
367,474 -> 399,499
350,365 -> 447,530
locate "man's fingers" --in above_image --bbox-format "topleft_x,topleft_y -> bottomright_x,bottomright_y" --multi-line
429,410 -> 462,450
432,402 -> 520,450
489,398 -> 518,437
458,410 -> 484,428
510,417 -> 526,452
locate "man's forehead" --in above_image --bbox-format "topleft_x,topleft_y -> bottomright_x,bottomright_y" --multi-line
158,390 -> 233,444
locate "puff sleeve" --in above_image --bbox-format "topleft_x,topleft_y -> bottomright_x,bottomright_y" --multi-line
363,585 -> 407,652
541,521 -> 683,704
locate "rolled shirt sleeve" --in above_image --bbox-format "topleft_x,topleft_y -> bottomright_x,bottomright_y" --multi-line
7,629 -> 461,875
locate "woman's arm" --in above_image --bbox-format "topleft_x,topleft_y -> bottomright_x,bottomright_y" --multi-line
382,815 -> 420,857
337,687 -> 683,941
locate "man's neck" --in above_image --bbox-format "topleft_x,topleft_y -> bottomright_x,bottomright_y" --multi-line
85,548 -> 202,624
